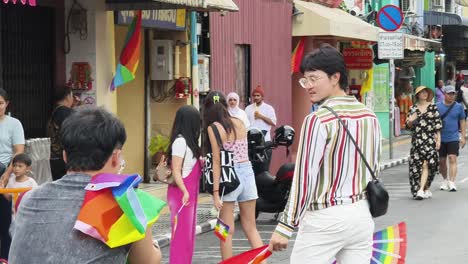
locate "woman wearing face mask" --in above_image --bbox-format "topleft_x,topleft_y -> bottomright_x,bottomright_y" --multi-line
226,92 -> 250,129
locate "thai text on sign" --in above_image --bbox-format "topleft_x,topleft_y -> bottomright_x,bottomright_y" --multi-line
343,48 -> 373,69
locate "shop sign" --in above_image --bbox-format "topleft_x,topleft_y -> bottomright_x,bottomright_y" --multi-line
397,50 -> 425,68
116,10 -> 186,31
378,32 -> 404,59
306,0 -> 343,8
343,48 -> 373,69
2,0 -> 36,6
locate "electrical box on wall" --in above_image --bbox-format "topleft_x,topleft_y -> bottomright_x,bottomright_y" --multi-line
198,54 -> 210,93
151,40 -> 174,80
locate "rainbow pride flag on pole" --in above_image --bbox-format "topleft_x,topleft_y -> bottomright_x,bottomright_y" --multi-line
110,10 -> 142,91
219,245 -> 272,264
74,173 -> 166,248
214,217 -> 230,242
291,37 -> 306,74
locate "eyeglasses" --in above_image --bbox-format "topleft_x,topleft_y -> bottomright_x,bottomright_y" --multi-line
298,76 -> 325,89
228,98 -> 237,101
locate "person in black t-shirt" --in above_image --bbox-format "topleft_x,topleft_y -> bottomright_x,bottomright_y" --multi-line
47,87 -> 75,180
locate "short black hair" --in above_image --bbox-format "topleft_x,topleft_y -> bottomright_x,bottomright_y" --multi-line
0,88 -> 10,101
13,153 -> 32,167
300,43 -> 348,90
61,106 -> 126,172
54,86 -> 73,103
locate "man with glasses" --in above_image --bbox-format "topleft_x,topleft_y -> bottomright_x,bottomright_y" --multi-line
437,85 -> 466,192
269,44 -> 381,263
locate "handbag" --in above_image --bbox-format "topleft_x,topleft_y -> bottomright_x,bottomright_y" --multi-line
203,124 -> 240,195
323,106 -> 389,218
153,141 -> 186,185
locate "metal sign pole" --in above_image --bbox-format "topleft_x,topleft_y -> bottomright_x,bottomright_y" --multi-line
389,59 -> 395,160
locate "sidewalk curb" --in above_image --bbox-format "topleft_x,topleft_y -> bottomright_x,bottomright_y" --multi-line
156,156 -> 409,248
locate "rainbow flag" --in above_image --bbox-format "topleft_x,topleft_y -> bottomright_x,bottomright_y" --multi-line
214,217 -> 230,242
219,245 -> 272,264
291,37 -> 306,74
74,173 -> 166,248
332,222 -> 407,264
371,222 -> 407,264
110,10 -> 142,91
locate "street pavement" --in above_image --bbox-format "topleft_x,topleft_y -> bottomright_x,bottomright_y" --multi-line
160,143 -> 468,264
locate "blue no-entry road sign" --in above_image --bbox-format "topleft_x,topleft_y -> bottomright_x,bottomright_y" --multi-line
376,5 -> 403,32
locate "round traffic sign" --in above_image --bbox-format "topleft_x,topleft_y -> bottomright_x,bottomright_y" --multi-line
376,5 -> 403,32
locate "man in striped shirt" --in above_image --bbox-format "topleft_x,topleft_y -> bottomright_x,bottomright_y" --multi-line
269,44 -> 382,264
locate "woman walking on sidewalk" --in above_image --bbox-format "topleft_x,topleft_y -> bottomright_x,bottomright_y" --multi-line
163,106 -> 202,264
406,86 -> 442,199
204,91 -> 263,261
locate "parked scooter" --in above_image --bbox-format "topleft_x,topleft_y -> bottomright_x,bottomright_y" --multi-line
248,125 -> 295,219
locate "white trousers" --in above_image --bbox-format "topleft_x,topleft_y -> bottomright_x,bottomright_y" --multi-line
291,200 -> 374,264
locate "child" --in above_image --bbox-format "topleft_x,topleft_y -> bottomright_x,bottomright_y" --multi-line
3,153 -> 38,203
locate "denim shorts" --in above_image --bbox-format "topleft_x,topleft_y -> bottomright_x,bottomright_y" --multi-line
223,161 -> 258,202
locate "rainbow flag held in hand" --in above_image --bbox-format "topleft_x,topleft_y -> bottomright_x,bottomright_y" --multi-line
219,245 -> 272,264
74,173 -> 166,248
332,222 -> 407,264
110,10 -> 142,91
214,217 -> 230,242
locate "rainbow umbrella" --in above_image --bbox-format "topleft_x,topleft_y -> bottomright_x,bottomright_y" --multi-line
332,222 -> 407,264
110,10 -> 142,91
74,173 -> 166,248
219,245 -> 272,264
370,222 -> 407,264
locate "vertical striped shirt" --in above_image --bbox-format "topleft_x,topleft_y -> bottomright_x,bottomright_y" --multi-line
275,96 -> 382,239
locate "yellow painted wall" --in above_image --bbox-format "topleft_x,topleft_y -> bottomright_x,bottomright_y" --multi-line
95,8 -> 117,112
115,26 -> 146,176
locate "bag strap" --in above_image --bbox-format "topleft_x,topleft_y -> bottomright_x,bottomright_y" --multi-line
210,123 -> 225,150
440,103 -> 456,120
322,106 -> 377,180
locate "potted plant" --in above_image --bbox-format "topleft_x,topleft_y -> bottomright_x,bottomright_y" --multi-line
148,134 -> 170,167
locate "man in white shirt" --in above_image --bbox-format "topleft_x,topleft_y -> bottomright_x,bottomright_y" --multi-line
245,85 -> 277,142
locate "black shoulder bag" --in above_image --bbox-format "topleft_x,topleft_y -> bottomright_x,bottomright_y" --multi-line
203,124 -> 240,195
323,106 -> 389,218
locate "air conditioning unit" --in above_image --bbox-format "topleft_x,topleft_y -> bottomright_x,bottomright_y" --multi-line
400,0 -> 416,14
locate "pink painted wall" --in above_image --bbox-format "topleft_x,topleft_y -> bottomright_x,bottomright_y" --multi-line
210,0 -> 293,173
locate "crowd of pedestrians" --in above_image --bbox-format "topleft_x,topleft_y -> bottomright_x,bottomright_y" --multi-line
0,43 -> 465,264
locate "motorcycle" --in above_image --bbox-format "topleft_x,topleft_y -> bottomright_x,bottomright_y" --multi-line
247,125 -> 296,219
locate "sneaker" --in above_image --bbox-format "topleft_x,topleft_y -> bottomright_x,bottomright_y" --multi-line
415,190 -> 425,200
424,190 -> 432,198
440,180 -> 449,191
448,181 -> 457,192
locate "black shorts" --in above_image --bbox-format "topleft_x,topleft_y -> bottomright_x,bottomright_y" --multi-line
439,141 -> 459,158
